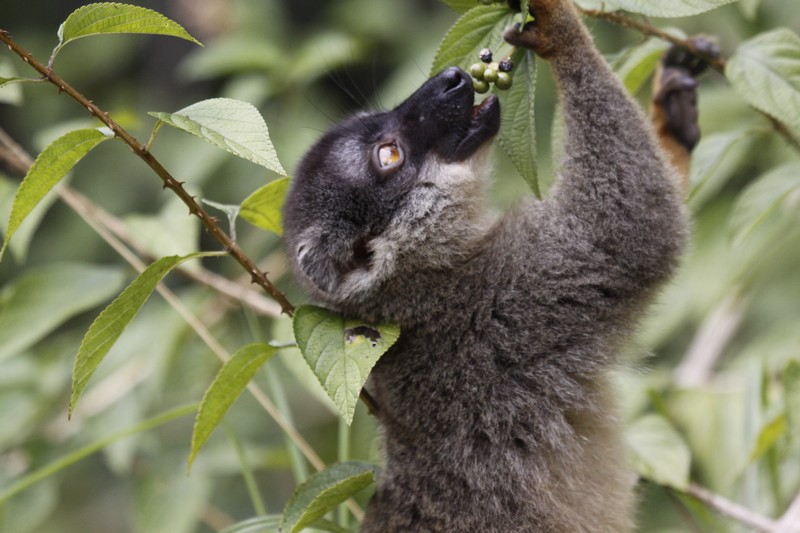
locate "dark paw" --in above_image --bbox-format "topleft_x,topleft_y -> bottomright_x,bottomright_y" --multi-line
655,67 -> 702,151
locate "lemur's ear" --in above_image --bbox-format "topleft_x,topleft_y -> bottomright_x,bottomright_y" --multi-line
295,231 -> 374,295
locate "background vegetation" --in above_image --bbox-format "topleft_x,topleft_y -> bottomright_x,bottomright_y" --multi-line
0,0 -> 798,532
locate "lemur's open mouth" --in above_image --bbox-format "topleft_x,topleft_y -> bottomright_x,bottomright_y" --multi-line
449,89 -> 500,161
472,95 -> 498,120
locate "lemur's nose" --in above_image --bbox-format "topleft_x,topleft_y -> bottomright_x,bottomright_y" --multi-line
440,66 -> 469,94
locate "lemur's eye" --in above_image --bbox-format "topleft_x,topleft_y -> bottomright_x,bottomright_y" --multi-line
373,142 -> 404,175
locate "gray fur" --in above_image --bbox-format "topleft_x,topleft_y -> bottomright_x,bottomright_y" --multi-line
283,1 -> 688,531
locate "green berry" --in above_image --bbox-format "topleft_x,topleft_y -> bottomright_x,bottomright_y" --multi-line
473,79 -> 490,94
469,62 -> 486,80
483,67 -> 498,83
479,48 -> 493,63
499,58 -> 514,72
495,71 -> 513,90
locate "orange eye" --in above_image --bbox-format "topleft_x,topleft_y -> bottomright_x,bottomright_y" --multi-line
374,142 -> 404,174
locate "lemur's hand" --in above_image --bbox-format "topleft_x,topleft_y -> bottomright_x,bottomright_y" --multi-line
653,36 -> 719,151
503,0 -> 587,59
650,37 -> 719,192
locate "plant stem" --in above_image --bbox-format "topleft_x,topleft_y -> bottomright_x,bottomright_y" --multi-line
0,131 -> 335,499
224,422 -> 267,517
578,8 -> 726,71
243,308 -> 310,483
683,482 -> 777,532
338,416 -> 352,528
0,404 -> 198,504
0,28 -> 295,316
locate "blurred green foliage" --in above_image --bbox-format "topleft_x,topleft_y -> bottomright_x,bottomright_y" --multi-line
0,1 -> 799,532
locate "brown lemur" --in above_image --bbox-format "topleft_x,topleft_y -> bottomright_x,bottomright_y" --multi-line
283,0 -> 703,531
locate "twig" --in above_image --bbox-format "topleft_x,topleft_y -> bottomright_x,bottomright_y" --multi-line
53,158 -> 366,519
578,8 -> 800,153
684,482 -> 777,532
0,124 -> 284,317
0,31 -> 382,413
0,28 -> 295,316
63,186 -> 285,318
775,492 -> 800,533
578,8 -> 726,71
70,189 -> 363,521
674,292 -> 747,387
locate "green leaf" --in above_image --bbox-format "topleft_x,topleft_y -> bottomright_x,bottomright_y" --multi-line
747,414 -> 786,463
0,175 -> 60,264
726,28 -> 800,131
729,163 -> 800,246
293,306 -> 400,425
440,0 -> 485,13
739,0 -> 762,19
604,0 -> 739,17
280,462 -> 377,533
0,56 -> 40,105
305,519 -> 352,533
430,5 -> 512,76
219,515 -> 281,533
0,129 -> 112,263
124,197 -> 201,270
287,32 -> 368,85
188,343 -> 277,470
497,48 -> 539,196
70,252 -> 216,417
240,177 -> 290,236
688,129 -> 760,208
134,466 -> 211,533
574,0 -> 616,9
613,38 -> 672,95
626,414 -> 691,490
149,98 -> 285,175
0,263 -> 125,361
430,6 -> 539,193
0,77 -> 43,88
181,37 -> 284,81
218,515 -> 349,533
57,3 -> 201,48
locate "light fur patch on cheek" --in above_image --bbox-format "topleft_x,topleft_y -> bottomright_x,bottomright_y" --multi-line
340,236 -> 398,296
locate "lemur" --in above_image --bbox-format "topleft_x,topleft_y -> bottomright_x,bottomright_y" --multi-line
283,0 -> 708,530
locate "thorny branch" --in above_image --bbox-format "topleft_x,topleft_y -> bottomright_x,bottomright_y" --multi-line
0,28 -> 296,316
0,29 -> 385,417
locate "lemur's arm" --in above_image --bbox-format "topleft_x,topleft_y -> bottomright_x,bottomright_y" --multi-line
500,0 -> 687,348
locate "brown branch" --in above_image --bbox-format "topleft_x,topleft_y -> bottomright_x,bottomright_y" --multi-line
0,128 -> 287,318
578,8 -> 800,153
579,8 -> 726,71
0,36 -> 382,417
0,28 -> 295,316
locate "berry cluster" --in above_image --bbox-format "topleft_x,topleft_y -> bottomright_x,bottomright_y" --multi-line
469,48 -> 514,94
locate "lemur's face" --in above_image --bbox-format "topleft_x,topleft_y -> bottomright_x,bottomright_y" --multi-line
283,67 -> 500,305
